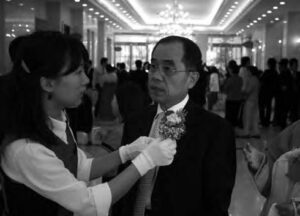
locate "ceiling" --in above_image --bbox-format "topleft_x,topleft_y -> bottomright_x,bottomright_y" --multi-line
227,0 -> 300,35
87,0 -> 258,33
4,0 -> 299,35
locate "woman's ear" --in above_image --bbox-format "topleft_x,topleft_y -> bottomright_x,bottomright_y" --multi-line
40,77 -> 55,94
188,72 -> 200,89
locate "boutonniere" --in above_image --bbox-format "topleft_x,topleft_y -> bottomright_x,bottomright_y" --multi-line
159,109 -> 187,140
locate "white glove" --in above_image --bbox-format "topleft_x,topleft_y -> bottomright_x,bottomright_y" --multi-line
132,138 -> 177,176
119,136 -> 154,163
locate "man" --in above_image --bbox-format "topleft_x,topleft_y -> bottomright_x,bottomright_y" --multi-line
289,58 -> 300,122
114,36 -> 236,216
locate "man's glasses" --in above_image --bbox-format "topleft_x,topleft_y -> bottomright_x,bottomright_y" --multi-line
149,64 -> 186,77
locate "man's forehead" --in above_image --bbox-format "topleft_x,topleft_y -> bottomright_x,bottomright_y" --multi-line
151,42 -> 184,62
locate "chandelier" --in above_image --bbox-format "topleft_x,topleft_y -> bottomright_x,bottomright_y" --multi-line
157,0 -> 193,38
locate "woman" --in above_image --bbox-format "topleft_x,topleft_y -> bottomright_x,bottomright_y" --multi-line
0,31 -> 176,216
222,60 -> 243,128
241,66 -> 261,138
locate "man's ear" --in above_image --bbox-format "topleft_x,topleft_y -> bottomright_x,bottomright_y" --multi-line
188,72 -> 199,89
40,77 -> 55,93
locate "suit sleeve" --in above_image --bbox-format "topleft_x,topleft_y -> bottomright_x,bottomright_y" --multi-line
203,119 -> 236,216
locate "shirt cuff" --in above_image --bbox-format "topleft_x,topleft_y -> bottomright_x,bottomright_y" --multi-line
77,149 -> 93,182
91,183 -> 112,216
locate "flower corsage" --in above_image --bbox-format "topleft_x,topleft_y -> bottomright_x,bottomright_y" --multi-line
159,109 -> 187,140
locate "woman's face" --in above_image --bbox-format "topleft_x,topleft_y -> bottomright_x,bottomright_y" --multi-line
51,64 -> 89,108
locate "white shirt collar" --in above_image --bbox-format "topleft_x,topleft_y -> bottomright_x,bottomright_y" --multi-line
156,94 -> 189,115
48,112 -> 68,143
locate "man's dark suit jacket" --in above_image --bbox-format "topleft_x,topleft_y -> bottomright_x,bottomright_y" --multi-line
114,99 -> 236,216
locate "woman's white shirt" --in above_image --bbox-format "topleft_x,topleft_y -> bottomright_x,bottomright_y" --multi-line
1,116 -> 111,216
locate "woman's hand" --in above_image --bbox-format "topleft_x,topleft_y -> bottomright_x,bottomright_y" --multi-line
132,138 -> 177,176
119,136 -> 154,163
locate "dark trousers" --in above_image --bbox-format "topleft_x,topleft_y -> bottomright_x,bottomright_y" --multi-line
225,100 -> 243,127
259,93 -> 273,126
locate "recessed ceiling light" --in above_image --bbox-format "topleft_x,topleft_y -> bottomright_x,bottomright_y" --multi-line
95,12 -> 99,15
278,40 -> 282,43
280,1 -> 286,5
100,15 -> 104,18
267,10 -> 272,14
19,3 -> 24,6
273,6 -> 278,10
283,20 -> 287,23
229,9 -> 233,12
253,20 -> 257,23
257,17 -> 262,20
89,8 -> 94,11
275,17 -> 280,21
115,3 -> 120,7
250,23 -> 253,26
105,18 -> 109,21
88,15 -> 92,18
82,3 -> 87,7
234,1 -> 238,4
30,7 -> 35,10
262,14 -> 266,17
270,20 -> 274,23
74,0 -> 80,2
224,15 -> 228,18
11,29 -> 15,32
18,24 -> 22,27
6,0 -> 11,2
231,5 -> 236,8
26,29 -> 30,32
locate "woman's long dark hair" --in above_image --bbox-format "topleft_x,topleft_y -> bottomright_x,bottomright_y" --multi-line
0,31 -> 85,151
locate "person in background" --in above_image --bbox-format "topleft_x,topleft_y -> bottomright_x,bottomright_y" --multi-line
239,56 -> 251,91
275,58 -> 293,129
259,58 -> 279,127
94,57 -> 108,117
116,62 -> 129,87
207,66 -> 220,111
289,58 -> 300,123
0,31 -> 176,216
222,60 -> 243,128
240,66 -> 261,138
97,64 -> 118,122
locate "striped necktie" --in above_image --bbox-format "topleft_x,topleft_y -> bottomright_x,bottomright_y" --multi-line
133,111 -> 165,216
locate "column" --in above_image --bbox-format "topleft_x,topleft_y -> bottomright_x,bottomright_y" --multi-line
97,20 -> 106,67
194,34 -> 208,63
283,11 -> 300,63
71,8 -> 83,36
264,21 -> 283,61
46,1 -> 61,31
0,0 -> 5,74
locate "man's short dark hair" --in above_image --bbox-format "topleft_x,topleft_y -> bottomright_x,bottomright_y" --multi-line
152,36 -> 202,73
135,60 -> 142,69
289,58 -> 298,66
267,58 -> 277,69
100,57 -> 108,65
241,56 -> 251,66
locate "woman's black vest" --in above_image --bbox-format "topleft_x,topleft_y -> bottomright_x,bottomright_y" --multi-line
1,126 -> 78,216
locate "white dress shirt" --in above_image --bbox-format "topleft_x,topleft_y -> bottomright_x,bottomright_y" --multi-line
1,114 -> 112,216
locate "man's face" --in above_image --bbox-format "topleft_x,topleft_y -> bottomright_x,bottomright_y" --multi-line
148,42 -> 199,109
